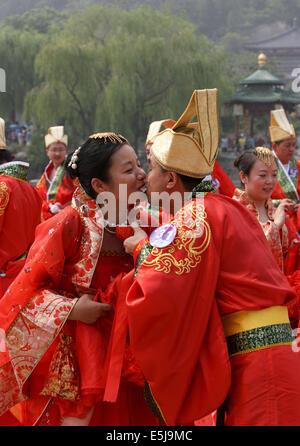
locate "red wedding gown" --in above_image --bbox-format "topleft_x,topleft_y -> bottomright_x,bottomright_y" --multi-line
0,186 -> 159,426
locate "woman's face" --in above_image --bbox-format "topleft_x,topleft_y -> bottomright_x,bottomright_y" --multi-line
46,142 -> 67,167
241,159 -> 278,203
95,144 -> 146,224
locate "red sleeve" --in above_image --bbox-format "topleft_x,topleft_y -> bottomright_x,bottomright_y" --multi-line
0,207 -> 82,332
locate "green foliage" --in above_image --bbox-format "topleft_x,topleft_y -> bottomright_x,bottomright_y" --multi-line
0,28 -> 46,120
1,0 -> 297,173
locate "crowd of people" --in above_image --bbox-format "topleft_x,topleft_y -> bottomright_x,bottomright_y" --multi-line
0,89 -> 300,426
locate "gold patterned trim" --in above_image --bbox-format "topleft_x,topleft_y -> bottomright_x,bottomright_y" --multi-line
0,163 -> 29,182
142,201 -> 211,275
0,181 -> 9,216
0,291 -> 77,417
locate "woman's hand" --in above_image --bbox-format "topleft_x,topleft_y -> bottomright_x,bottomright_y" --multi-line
279,199 -> 299,213
273,199 -> 295,229
49,202 -> 63,214
68,294 -> 112,324
123,223 -> 148,256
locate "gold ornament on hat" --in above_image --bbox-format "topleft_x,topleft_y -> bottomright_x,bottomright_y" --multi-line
269,109 -> 295,143
45,126 -> 68,149
89,132 -> 128,145
0,117 -> 7,150
256,147 -> 275,167
150,89 -> 220,178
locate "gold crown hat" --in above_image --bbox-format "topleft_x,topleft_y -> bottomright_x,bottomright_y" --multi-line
269,109 -> 296,143
0,117 -> 7,150
45,126 -> 68,149
256,146 -> 275,167
150,89 -> 219,178
146,119 -> 175,145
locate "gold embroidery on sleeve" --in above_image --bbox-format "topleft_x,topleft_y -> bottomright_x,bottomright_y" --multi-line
0,182 -> 9,216
143,202 -> 211,275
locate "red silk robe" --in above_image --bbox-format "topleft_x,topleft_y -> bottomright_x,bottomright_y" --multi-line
0,187 -> 159,426
0,162 -> 42,298
36,161 -> 76,221
126,193 -> 300,426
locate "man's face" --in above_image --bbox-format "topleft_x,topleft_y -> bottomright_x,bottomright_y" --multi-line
146,155 -> 169,203
273,137 -> 296,164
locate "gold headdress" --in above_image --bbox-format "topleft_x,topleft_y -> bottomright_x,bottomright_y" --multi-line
269,109 -> 295,143
45,126 -> 68,149
151,89 -> 219,178
0,117 -> 7,150
256,147 -> 275,167
89,132 -> 128,145
146,120 -> 175,145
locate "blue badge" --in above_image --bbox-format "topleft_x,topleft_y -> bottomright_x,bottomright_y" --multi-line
289,167 -> 298,178
149,224 -> 177,248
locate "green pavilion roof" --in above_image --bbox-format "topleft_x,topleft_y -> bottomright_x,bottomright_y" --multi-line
232,54 -> 300,105
240,66 -> 284,86
233,84 -> 300,104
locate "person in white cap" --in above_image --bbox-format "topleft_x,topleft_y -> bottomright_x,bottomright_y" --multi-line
36,126 -> 76,220
270,109 -> 299,204
269,109 -> 300,276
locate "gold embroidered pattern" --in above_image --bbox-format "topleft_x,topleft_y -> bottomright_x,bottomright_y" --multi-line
0,291 -> 75,417
0,181 -> 9,216
40,334 -> 80,401
143,201 -> 211,275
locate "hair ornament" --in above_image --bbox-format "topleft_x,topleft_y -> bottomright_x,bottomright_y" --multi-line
89,132 -> 128,145
256,146 -> 275,167
68,146 -> 82,170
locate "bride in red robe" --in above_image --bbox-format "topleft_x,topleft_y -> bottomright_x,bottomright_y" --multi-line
232,147 -> 297,272
0,132 -> 159,426
233,147 -> 300,327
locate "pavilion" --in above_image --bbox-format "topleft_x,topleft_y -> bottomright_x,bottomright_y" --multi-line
231,53 -> 300,138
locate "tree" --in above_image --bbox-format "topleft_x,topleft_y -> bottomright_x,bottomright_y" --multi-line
0,28 -> 46,122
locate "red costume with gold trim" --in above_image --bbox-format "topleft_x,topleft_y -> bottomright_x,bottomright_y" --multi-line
126,193 -> 300,426
0,186 -> 159,426
233,188 -> 289,271
36,161 -> 76,221
0,162 -> 42,298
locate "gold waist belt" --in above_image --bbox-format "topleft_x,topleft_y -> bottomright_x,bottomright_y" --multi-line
222,306 -> 294,357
